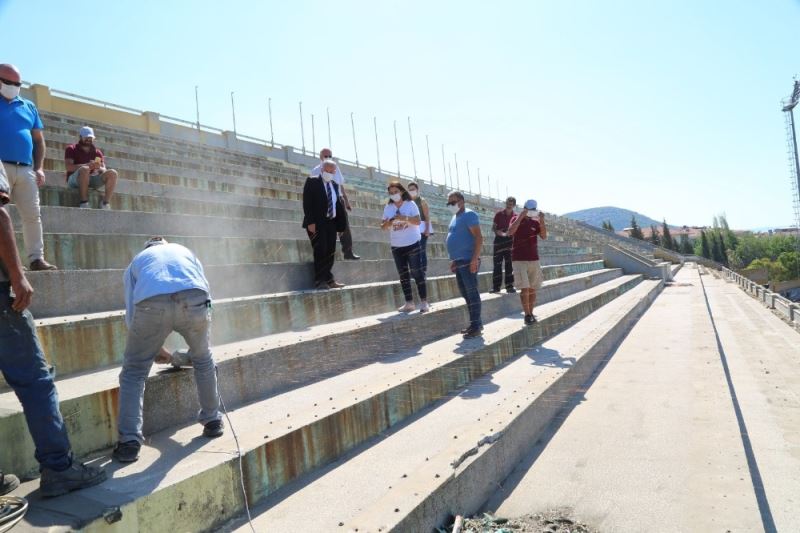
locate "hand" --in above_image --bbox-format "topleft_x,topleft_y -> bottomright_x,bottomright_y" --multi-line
345,199 -> 352,211
538,211 -> 545,223
469,257 -> 480,273
10,273 -> 34,312
155,347 -> 172,364
307,223 -> 317,234
34,169 -> 46,187
423,230 -> 430,237
520,208 -> 528,217
450,261 -> 456,273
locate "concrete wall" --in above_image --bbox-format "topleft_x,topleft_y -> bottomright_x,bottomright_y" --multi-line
722,267 -> 800,331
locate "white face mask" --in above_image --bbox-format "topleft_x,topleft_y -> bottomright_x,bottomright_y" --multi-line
409,190 -> 418,199
447,203 -> 460,215
321,172 -> 334,182
527,209 -> 538,218
389,193 -> 402,202
0,82 -> 21,100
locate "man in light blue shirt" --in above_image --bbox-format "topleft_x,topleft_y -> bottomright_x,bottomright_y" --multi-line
115,237 -> 222,463
445,191 -> 484,338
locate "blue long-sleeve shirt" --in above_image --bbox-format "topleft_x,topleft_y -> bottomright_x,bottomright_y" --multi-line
123,243 -> 210,327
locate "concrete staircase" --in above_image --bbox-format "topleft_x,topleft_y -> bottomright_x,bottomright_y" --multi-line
3,111 -> 665,532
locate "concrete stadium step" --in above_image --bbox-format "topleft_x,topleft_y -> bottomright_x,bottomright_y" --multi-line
10,274 -> 645,532
232,277 -> 661,533
0,268 -> 626,479
20,231 -> 598,270
25,258 -> 605,318
12,267 -> 619,393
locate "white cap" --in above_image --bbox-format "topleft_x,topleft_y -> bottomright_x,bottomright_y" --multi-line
524,199 -> 538,210
79,126 -> 95,138
144,236 -> 168,248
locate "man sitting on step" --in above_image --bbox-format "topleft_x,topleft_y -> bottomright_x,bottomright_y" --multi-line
113,237 -> 224,463
64,126 -> 118,209
0,163 -> 107,497
508,199 -> 547,326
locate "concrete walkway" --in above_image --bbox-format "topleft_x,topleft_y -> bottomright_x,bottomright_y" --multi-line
486,264 -> 800,532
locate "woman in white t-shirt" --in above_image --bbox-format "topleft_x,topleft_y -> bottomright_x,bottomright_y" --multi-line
380,181 -> 429,313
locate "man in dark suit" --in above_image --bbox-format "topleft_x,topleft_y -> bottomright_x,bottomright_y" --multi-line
302,160 -> 346,290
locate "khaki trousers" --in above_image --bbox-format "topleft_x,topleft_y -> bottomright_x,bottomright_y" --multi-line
3,163 -> 44,262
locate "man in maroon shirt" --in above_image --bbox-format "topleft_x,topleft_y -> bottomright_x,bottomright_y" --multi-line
491,196 -> 517,293
508,199 -> 547,325
64,126 -> 118,209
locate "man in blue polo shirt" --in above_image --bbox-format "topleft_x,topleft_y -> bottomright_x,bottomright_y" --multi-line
445,191 -> 484,338
0,63 -> 57,270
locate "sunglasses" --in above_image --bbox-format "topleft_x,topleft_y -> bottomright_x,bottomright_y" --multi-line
0,77 -> 22,87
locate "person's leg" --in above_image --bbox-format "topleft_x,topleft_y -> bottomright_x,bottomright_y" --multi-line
408,242 -> 427,302
117,297 -> 172,444
530,261 -> 543,315
457,261 -> 482,330
392,246 -> 413,303
307,228 -> 325,286
504,248 -> 515,290
521,289 -> 534,315
173,290 -> 221,427
100,169 -> 118,205
8,166 -> 45,263
513,261 -> 531,317
491,243 -> 503,292
339,211 -> 356,258
321,221 -> 338,283
0,287 -> 72,472
418,234 -> 428,273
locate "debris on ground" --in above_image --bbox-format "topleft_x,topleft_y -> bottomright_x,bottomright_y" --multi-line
442,509 -> 598,533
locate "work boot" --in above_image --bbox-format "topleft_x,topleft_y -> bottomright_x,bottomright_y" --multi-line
1,471 -> 20,496
39,462 -> 107,498
29,259 -> 58,271
112,440 -> 141,463
203,419 -> 225,438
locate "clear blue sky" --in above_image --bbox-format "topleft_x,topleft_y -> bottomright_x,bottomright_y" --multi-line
2,0 -> 799,229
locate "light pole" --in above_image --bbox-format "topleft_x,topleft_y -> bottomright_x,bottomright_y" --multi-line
230,92 -> 237,135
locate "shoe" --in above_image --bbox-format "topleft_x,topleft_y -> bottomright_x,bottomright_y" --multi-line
112,440 -> 141,463
524,314 -> 537,325
398,302 -> 416,313
418,301 -> 430,313
462,326 -> 484,339
328,280 -> 345,289
39,462 -> 107,497
1,471 -> 20,496
29,259 -> 57,271
506,287 -> 517,294
100,201 -> 111,210
343,253 -> 361,260
315,282 -> 330,291
203,419 -> 225,438
489,289 -> 501,294
78,201 -> 90,209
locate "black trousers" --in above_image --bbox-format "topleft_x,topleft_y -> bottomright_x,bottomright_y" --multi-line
308,219 -> 338,285
338,208 -> 354,256
492,237 -> 514,290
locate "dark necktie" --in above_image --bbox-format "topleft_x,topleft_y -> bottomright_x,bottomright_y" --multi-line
326,181 -> 334,218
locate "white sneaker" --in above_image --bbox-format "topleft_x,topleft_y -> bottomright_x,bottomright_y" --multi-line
78,201 -> 90,209
100,202 -> 111,210
418,301 -> 430,313
398,302 -> 416,313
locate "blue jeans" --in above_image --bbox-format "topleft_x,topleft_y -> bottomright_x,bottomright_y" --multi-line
0,283 -> 72,471
118,289 -> 221,444
419,235 -> 429,273
454,259 -> 482,329
391,241 -> 427,302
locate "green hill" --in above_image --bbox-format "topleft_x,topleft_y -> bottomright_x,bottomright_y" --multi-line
562,206 -> 666,231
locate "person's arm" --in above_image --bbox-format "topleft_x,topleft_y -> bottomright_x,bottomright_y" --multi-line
381,205 -> 395,230
421,200 -> 431,236
95,149 -> 106,173
492,213 -> 506,237
507,210 -> 527,236
123,265 -> 136,328
395,202 -> 420,226
468,223 -> 483,274
538,212 -> 548,240
302,178 -> 317,234
31,129 -> 46,186
0,208 -> 33,311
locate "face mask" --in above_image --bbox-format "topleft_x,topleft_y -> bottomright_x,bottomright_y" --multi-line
389,193 -> 402,202
321,172 -> 334,182
447,204 -> 460,215
527,210 -> 538,218
409,190 -> 418,199
0,82 -> 20,100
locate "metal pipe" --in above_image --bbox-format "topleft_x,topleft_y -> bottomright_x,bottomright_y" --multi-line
268,97 -> 274,147
350,112 -> 359,165
311,113 -> 316,155
454,154 -> 460,190
230,92 -> 237,135
425,134 -> 433,185
441,144 -> 447,187
393,120 -> 400,177
373,116 -> 381,172
326,107 -> 332,148
194,86 -> 200,131
299,102 -> 305,154
408,117 -> 417,179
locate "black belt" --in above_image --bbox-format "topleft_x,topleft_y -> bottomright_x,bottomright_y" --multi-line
2,160 -> 31,166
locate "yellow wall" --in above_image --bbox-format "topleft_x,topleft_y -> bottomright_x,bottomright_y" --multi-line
30,84 -> 160,134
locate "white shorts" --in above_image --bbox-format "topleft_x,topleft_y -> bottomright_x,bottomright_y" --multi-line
512,260 -> 543,289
